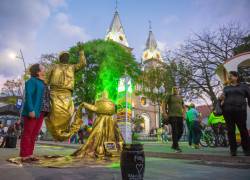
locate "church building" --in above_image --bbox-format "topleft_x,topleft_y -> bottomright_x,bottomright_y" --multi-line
104,9 -> 165,134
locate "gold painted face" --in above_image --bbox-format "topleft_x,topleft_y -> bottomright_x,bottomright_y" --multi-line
59,51 -> 70,63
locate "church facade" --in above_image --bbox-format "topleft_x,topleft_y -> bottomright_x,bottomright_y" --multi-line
104,10 -> 164,134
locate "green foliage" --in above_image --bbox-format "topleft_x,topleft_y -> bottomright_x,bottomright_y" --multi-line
132,115 -> 145,133
132,132 -> 140,141
68,40 -> 140,104
234,35 -> 250,55
0,96 -> 17,104
136,60 -> 192,105
133,116 -> 144,126
136,67 -> 166,104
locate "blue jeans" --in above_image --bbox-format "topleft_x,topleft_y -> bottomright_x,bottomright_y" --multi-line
186,121 -> 192,146
190,121 -> 201,145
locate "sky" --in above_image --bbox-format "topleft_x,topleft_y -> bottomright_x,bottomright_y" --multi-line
0,0 -> 249,90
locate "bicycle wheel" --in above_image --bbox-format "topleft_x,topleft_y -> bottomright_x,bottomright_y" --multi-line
217,134 -> 228,147
200,132 -> 209,147
207,131 -> 216,147
208,136 -> 216,147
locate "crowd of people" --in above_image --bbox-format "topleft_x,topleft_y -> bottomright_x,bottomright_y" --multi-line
161,71 -> 250,156
0,119 -> 22,148
1,52 -> 249,161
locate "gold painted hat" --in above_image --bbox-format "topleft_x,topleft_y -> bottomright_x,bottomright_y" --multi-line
59,51 -> 69,58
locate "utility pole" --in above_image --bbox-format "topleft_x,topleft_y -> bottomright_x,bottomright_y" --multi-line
16,49 -> 27,120
16,49 -> 27,72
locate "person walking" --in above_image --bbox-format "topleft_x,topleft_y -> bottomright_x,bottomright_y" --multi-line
3,126 -> 8,135
14,119 -> 22,139
20,63 -> 49,162
185,105 -> 192,146
186,103 -> 201,149
162,86 -> 184,152
0,124 -> 18,148
221,71 -> 250,156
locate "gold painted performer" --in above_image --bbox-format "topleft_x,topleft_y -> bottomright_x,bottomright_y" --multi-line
45,50 -> 86,141
72,91 -> 124,158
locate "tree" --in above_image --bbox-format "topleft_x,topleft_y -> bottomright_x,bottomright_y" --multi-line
39,53 -> 58,68
175,23 -> 247,107
137,66 -> 166,105
132,115 -> 145,133
68,40 -> 140,104
1,79 -> 23,97
233,34 -> 250,55
136,60 -> 191,105
135,59 -> 191,126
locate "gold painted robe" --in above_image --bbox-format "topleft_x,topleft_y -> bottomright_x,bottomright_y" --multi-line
72,97 -> 124,158
45,53 -> 86,141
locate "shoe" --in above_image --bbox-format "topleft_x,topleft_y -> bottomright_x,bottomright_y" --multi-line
171,145 -> 176,150
194,144 -> 200,149
30,156 -> 39,161
21,157 -> 33,163
230,151 -> 237,156
175,147 -> 182,153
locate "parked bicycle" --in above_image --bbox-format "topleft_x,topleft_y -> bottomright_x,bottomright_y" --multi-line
215,123 -> 229,147
200,124 -> 229,147
200,125 -> 216,147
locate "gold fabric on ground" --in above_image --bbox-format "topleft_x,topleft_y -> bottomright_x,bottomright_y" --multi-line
72,94 -> 124,158
8,155 -> 120,168
45,51 -> 86,141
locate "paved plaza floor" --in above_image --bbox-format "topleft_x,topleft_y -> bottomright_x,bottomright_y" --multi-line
0,141 -> 250,180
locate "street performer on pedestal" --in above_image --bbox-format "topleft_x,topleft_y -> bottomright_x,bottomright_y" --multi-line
45,49 -> 86,141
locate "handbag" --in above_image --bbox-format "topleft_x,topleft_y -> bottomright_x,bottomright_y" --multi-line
5,135 -> 17,148
41,84 -> 51,116
214,100 -> 223,115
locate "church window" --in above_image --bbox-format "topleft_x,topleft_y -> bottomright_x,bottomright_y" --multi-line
119,35 -> 124,41
140,97 -> 147,106
156,53 -> 160,59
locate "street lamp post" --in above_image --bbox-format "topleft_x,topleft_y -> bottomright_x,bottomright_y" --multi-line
16,49 -> 27,72
15,49 -> 27,119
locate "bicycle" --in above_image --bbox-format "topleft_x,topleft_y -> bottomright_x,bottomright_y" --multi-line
216,123 -> 229,147
200,125 -> 216,147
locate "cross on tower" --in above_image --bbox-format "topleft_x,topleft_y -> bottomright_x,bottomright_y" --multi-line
149,20 -> 152,31
115,0 -> 118,11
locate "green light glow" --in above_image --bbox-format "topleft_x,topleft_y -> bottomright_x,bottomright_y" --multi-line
68,40 -> 140,104
107,162 -> 120,169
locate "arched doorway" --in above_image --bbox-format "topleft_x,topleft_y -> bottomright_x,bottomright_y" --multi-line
140,113 -> 150,134
238,59 -> 250,84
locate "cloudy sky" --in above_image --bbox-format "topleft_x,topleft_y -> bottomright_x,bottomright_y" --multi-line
0,0 -> 249,89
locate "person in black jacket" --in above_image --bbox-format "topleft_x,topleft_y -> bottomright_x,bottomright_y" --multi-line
221,71 -> 250,156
